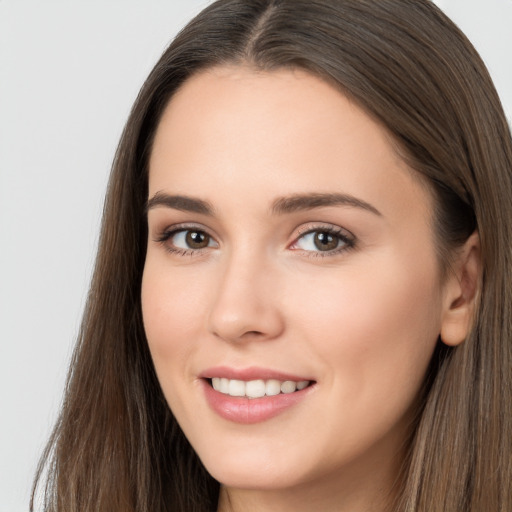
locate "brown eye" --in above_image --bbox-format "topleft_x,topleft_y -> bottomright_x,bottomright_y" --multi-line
292,227 -> 354,255
185,230 -> 211,249
160,228 -> 217,252
313,232 -> 339,251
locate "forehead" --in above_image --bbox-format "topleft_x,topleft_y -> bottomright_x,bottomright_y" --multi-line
148,65 -> 432,224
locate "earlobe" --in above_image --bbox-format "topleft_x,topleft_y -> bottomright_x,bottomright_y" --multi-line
440,231 -> 481,347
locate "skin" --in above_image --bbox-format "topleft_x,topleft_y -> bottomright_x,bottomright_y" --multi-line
141,66 -> 477,512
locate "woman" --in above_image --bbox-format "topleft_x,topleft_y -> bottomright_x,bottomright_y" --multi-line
32,1 -> 512,511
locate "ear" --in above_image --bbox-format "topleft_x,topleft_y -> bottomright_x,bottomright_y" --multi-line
440,231 -> 481,347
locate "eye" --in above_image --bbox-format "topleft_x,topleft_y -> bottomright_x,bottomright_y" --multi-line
291,227 -> 355,254
155,227 -> 218,254
173,229 -> 215,249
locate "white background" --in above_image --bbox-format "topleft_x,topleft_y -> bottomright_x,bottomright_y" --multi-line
1,1 -> 511,510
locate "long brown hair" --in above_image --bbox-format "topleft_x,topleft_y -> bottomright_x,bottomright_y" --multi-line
32,1 -> 512,510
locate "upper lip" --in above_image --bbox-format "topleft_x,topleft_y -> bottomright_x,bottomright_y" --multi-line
199,366 -> 314,382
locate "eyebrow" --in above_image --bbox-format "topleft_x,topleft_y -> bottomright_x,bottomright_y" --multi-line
271,193 -> 382,216
146,192 -> 215,215
145,191 -> 381,217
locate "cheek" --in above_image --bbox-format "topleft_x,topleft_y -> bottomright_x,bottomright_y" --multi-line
141,262 -> 208,378
287,252 -> 443,405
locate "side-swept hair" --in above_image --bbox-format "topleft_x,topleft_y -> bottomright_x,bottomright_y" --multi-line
32,1 -> 512,510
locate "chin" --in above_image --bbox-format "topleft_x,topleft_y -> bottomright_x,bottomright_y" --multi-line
205,462 -> 304,491
194,441 -> 309,491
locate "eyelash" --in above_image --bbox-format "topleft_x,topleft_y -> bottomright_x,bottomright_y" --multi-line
154,224 -> 215,257
154,224 -> 356,258
291,225 -> 356,258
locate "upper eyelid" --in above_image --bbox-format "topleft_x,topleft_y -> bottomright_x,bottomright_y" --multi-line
153,222 -> 217,238
293,223 -> 355,240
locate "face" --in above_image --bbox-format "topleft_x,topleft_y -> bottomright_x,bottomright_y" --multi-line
142,67 -> 449,500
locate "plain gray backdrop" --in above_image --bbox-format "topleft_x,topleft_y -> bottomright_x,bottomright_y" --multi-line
1,1 -> 511,510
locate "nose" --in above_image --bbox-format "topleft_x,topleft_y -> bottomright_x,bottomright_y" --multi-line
207,252 -> 285,343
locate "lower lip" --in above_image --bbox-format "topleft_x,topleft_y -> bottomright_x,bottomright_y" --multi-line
202,380 -> 314,424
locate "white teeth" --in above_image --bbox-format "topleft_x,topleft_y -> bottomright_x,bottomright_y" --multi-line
297,380 -> 309,390
220,377 -> 229,394
281,381 -> 297,394
265,379 -> 282,396
210,377 -> 311,398
228,379 -> 246,397
246,379 -> 266,398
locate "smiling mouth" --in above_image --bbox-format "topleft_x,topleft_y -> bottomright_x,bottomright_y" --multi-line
208,378 -> 313,399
